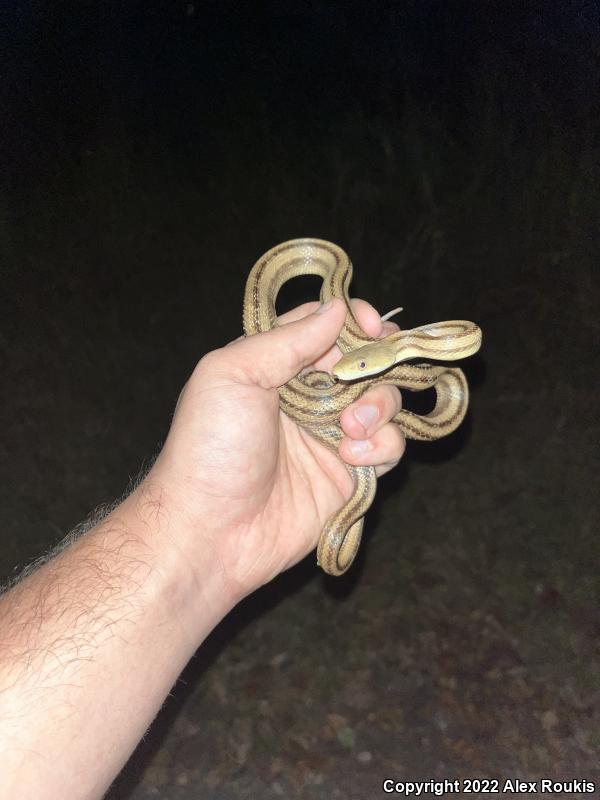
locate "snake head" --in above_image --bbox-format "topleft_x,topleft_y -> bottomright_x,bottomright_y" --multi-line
331,342 -> 397,380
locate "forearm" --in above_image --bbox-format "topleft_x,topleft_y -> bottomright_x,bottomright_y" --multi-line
0,480 -> 233,800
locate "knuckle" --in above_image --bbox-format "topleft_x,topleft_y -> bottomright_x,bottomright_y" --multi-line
388,386 -> 403,415
376,459 -> 399,477
368,385 -> 402,419
383,423 -> 406,457
196,348 -> 229,377
196,346 -> 249,385
381,320 -> 401,336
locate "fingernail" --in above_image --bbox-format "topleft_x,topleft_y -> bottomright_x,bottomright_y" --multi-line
354,404 -> 378,430
316,300 -> 334,314
349,439 -> 372,456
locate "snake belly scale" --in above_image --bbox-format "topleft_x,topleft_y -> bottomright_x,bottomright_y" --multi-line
243,238 -> 482,576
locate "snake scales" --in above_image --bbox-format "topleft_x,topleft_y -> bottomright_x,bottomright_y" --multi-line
243,238 -> 482,576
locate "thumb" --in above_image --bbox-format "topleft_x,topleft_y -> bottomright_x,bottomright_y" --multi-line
222,298 -> 347,388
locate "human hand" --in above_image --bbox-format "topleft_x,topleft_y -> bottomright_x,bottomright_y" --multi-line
147,298 -> 405,603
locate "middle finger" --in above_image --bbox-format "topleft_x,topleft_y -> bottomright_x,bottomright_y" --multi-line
339,384 -> 403,439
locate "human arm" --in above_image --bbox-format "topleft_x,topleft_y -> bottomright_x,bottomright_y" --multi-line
0,298 -> 405,799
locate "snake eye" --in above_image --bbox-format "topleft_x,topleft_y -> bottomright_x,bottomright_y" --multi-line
358,360 -> 366,370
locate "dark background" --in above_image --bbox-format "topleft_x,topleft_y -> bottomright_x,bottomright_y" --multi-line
2,2 -> 599,797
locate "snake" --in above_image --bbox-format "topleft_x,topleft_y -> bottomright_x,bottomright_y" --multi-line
243,238 -> 482,576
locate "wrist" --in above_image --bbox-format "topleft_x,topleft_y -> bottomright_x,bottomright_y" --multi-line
113,475 -> 236,643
